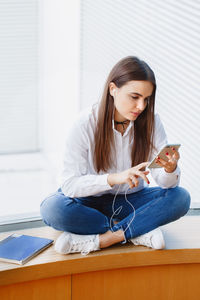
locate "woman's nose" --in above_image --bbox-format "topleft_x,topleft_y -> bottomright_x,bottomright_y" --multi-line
136,99 -> 146,111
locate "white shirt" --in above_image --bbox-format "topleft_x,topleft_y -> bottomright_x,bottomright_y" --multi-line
59,102 -> 180,198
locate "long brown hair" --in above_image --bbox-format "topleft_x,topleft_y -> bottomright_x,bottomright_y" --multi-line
93,56 -> 156,173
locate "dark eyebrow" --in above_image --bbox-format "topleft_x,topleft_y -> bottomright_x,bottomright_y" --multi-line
130,92 -> 152,97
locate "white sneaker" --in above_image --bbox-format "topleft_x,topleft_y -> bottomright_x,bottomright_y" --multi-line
130,228 -> 165,249
54,231 -> 100,255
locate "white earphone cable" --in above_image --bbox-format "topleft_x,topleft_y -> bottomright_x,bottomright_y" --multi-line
109,184 -> 136,238
110,104 -> 136,238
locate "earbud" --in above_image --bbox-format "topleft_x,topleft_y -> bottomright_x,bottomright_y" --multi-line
113,89 -> 116,96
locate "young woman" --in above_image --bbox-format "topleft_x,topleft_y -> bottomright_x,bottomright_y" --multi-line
40,56 -> 191,255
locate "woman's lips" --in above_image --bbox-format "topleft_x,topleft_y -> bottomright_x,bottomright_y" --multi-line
131,112 -> 140,116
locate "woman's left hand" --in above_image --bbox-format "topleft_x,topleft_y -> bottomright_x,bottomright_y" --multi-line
155,147 -> 180,173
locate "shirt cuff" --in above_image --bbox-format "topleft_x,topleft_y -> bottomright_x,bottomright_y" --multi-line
159,165 -> 180,187
104,173 -> 114,190
150,165 -> 181,189
162,165 -> 180,177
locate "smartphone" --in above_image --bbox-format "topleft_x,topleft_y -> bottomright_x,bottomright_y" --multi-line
147,143 -> 181,168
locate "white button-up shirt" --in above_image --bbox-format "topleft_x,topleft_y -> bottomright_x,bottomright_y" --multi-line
59,102 -> 180,198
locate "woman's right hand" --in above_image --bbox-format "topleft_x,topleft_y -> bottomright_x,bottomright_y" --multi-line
107,162 -> 150,189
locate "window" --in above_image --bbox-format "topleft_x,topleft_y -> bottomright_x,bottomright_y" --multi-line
0,0 -> 80,225
0,0 -> 39,154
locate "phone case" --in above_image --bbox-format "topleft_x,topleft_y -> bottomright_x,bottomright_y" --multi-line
148,144 -> 181,168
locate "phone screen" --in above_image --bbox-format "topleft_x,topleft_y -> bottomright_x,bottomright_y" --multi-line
147,144 -> 181,168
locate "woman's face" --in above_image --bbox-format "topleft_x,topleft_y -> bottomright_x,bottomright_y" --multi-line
110,80 -> 154,122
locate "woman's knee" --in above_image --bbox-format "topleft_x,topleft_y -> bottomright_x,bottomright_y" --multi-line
40,192 -> 74,227
167,186 -> 191,216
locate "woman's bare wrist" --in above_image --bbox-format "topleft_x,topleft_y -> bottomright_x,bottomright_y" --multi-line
107,173 -> 117,187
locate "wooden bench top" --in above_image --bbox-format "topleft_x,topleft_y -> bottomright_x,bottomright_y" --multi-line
1,215 -> 200,286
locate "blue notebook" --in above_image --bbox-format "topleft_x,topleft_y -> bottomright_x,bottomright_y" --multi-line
0,233 -> 54,265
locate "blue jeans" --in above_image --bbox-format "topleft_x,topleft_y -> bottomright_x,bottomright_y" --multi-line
40,186 -> 191,244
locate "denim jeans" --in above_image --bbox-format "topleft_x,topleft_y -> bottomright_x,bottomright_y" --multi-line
40,186 -> 191,244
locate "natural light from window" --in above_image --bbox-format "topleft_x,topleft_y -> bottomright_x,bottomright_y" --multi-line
1,0 -> 199,227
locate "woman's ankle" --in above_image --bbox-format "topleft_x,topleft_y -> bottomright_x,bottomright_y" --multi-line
99,229 -> 125,248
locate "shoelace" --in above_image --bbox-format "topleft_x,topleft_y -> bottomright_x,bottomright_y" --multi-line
133,235 -> 153,248
69,237 -> 96,255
